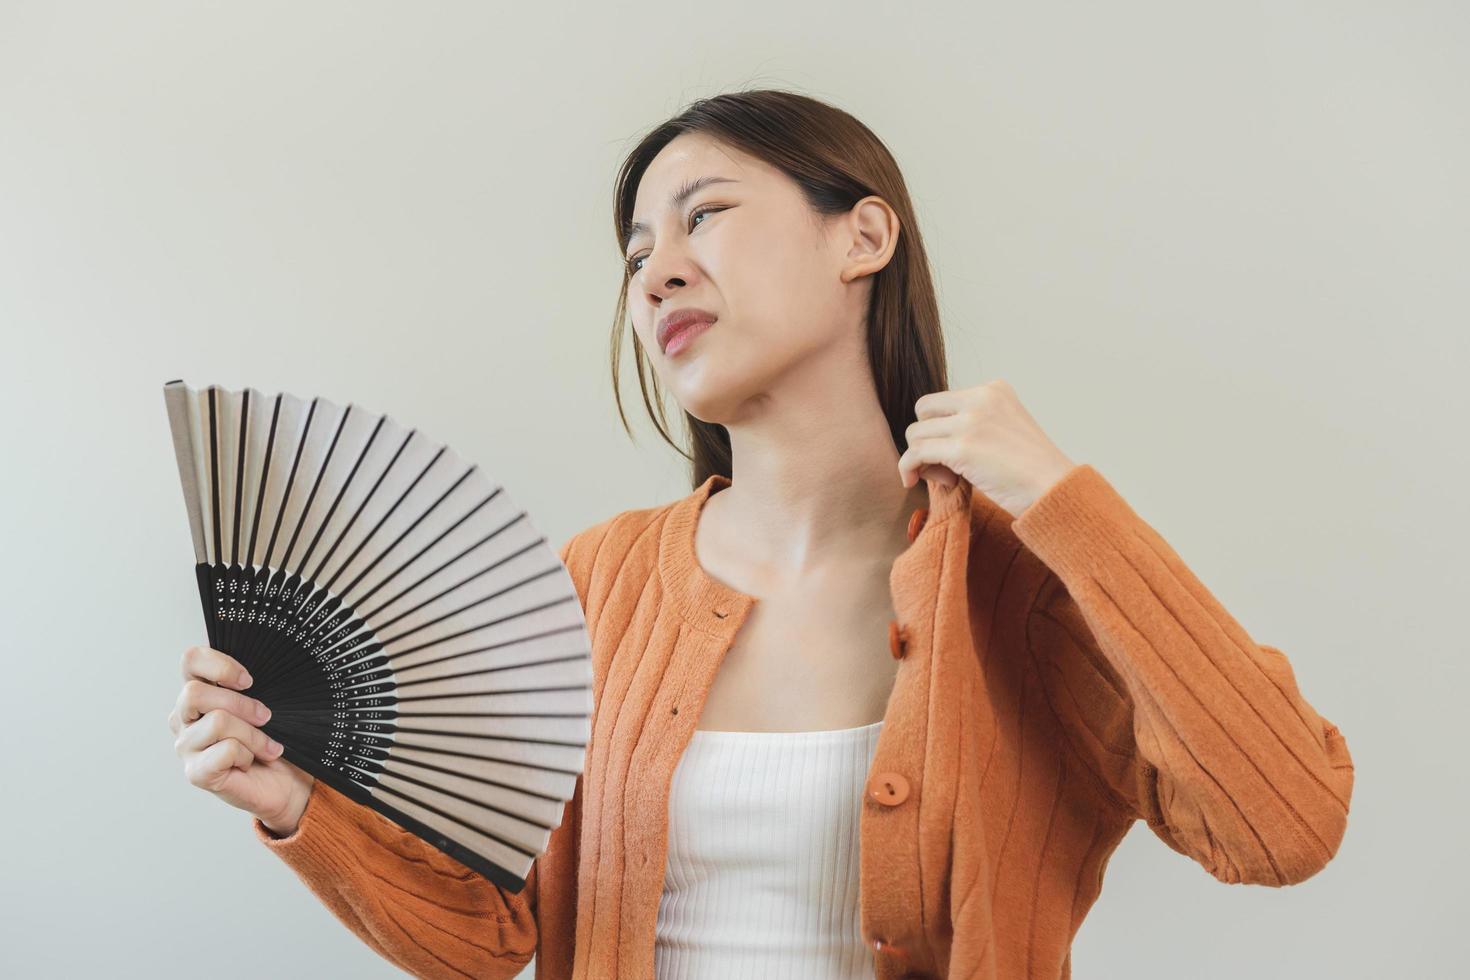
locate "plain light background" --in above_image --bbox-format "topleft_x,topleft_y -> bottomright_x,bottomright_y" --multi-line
2,1 -> 1464,977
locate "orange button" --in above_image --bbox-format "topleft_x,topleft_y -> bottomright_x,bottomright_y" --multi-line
872,937 -> 909,963
888,619 -> 909,660
867,770 -> 910,806
906,507 -> 929,543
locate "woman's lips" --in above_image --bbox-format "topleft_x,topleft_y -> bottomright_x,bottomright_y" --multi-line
663,318 -> 715,356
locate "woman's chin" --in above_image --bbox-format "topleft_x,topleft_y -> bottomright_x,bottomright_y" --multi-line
665,358 -> 773,426
672,382 -> 748,428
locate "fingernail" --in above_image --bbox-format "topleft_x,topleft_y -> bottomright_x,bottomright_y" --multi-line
267,738 -> 282,755
257,703 -> 271,722
238,670 -> 253,688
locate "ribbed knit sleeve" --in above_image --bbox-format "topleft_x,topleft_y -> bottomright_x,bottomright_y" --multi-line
1011,463 -> 1355,887
251,779 -> 538,979
248,529 -> 606,978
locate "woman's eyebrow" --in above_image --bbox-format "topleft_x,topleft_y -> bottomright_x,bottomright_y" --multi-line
626,175 -> 739,247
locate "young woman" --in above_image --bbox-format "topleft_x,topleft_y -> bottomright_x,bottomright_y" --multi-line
167,89 -> 1354,980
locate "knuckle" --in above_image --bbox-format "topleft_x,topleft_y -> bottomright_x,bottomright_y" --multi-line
186,645 -> 215,676
221,737 -> 250,766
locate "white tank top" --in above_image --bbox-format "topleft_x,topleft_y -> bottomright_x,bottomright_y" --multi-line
654,719 -> 884,980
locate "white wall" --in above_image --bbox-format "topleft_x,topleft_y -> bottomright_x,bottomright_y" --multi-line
1,1 -> 1464,976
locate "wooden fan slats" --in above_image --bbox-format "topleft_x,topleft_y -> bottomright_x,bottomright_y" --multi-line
249,394 -> 315,569
231,390 -> 269,566
371,551 -> 574,650
260,393 -> 338,571
387,609 -> 584,675
390,630 -> 587,682
381,750 -> 578,809
374,766 -> 567,847
393,732 -> 587,774
393,713 -> 589,744
294,412 -> 412,588
394,685 -> 593,719
393,656 -> 592,699
213,387 -> 243,565
329,474 -> 522,614
163,386 -> 207,563
374,787 -> 552,884
189,394 -> 216,561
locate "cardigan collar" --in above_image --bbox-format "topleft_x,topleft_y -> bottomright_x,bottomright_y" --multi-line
657,470 -> 975,635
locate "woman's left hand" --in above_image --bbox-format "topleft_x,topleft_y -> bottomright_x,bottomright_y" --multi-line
898,379 -> 1078,519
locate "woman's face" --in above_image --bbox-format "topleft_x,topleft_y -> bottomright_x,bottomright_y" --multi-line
624,133 -> 889,426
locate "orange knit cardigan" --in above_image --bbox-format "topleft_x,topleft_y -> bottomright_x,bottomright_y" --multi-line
252,463 -> 1354,979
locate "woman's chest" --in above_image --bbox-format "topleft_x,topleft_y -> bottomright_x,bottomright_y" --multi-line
692,584 -> 902,733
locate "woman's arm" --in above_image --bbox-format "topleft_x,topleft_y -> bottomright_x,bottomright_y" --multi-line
250,526 -> 610,977
254,778 -> 541,979
1014,464 -> 1355,886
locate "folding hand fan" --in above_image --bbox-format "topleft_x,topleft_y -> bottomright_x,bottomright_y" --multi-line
162,380 -> 591,893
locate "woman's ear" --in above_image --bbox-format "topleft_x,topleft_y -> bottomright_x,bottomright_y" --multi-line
839,195 -> 900,283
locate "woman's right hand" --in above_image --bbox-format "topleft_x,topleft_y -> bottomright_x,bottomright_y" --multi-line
168,645 -> 316,837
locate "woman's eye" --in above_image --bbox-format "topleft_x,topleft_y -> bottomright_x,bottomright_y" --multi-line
626,205 -> 726,275
689,203 -> 723,228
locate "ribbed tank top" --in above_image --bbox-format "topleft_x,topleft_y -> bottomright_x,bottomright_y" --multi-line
654,719 -> 885,980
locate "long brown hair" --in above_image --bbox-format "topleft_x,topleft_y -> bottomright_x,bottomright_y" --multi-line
609,88 -> 949,490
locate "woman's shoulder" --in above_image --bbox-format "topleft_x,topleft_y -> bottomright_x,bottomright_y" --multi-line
556,496 -> 680,596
